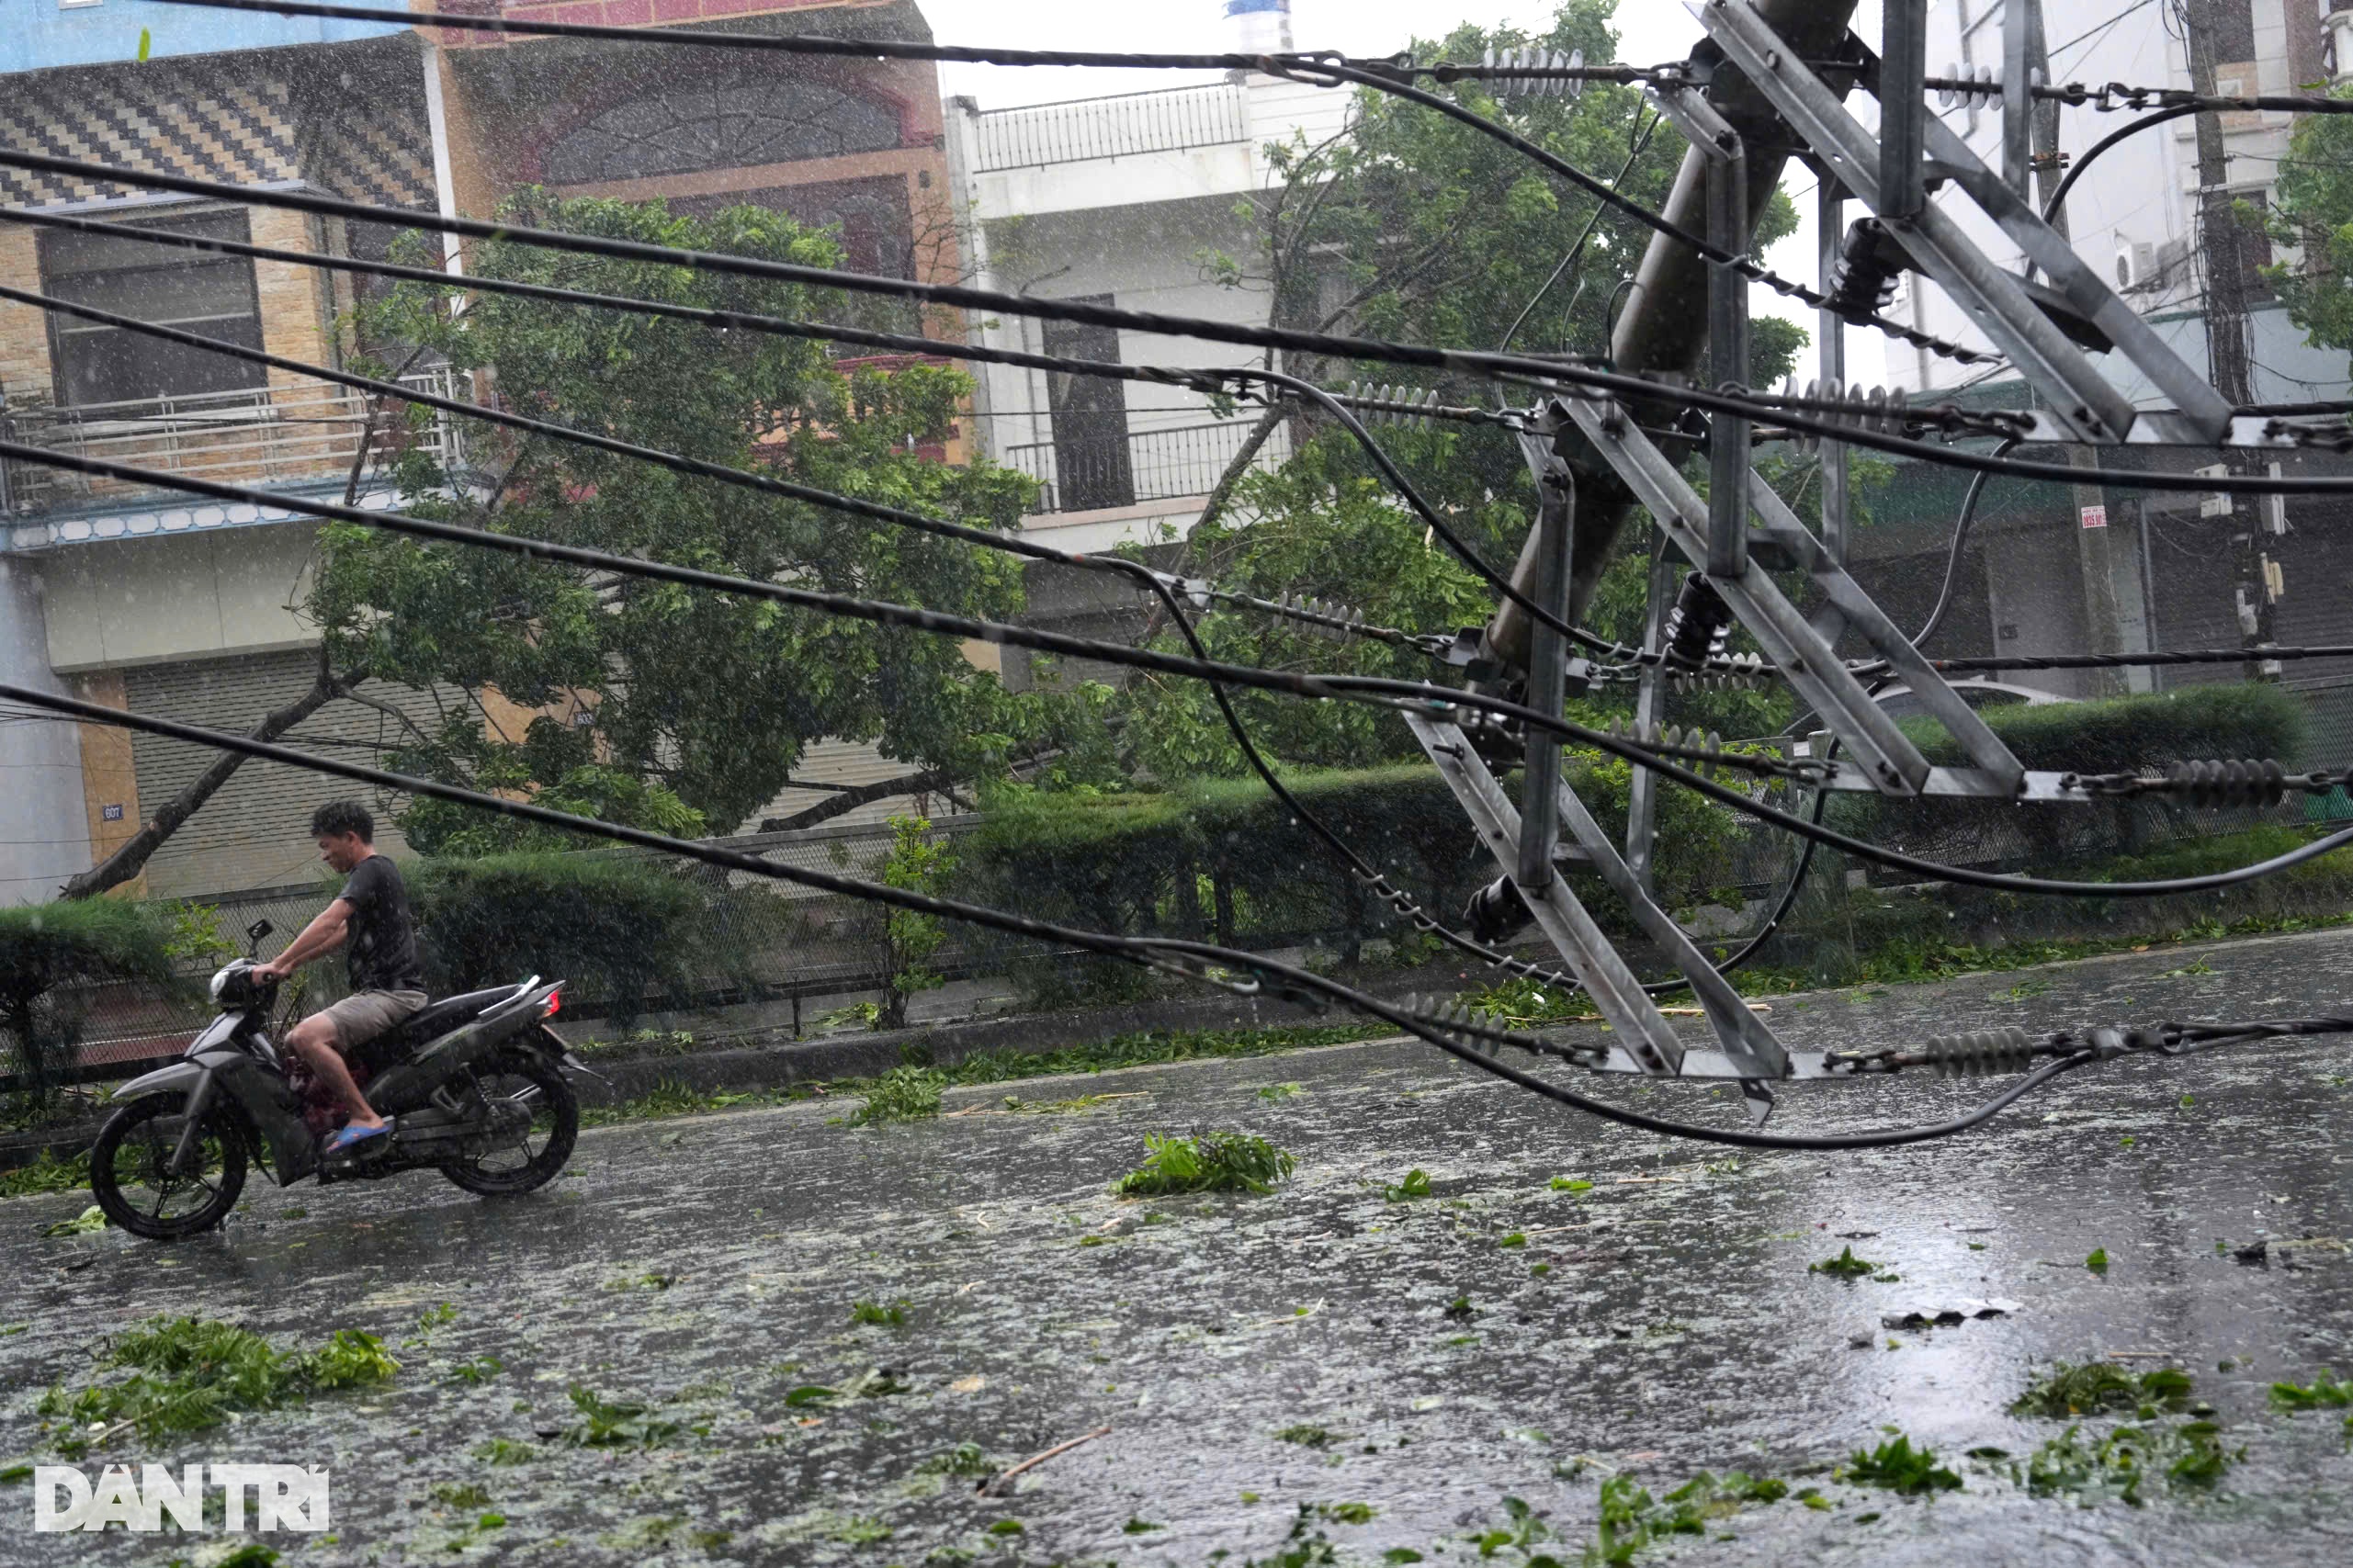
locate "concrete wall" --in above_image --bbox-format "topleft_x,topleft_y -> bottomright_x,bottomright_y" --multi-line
36,524 -> 319,675
948,72 -> 1346,555
0,557 -> 92,906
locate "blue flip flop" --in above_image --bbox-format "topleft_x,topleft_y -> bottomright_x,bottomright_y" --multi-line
322,1122 -> 390,1156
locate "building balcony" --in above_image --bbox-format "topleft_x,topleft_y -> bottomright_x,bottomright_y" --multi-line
1,369 -> 469,529
966,84 -> 1250,175
1001,418 -> 1277,515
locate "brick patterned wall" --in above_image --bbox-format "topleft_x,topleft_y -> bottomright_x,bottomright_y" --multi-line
0,222 -> 42,412
0,36 -> 434,411
434,1 -> 900,48
247,206 -> 334,392
0,68 -> 300,209
0,39 -> 433,209
69,669 -> 145,897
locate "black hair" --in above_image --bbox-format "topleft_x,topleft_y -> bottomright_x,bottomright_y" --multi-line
311,800 -> 375,843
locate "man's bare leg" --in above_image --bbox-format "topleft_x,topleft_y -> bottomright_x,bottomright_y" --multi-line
286,1015 -> 386,1130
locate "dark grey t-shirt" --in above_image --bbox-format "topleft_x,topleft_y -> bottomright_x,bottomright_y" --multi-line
339,854 -> 424,995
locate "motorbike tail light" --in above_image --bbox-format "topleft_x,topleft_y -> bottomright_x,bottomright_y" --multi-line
543,990 -> 561,1018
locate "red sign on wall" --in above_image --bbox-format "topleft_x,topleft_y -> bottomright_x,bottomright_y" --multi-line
2080,504 -> 2108,530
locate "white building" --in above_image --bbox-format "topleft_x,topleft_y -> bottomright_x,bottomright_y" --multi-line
1886,0 -> 2350,406
945,73 -> 1349,562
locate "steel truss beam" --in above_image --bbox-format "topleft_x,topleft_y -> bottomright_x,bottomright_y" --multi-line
1405,712 -> 1785,1119
1698,0 -> 2234,444
1559,394 -> 2029,796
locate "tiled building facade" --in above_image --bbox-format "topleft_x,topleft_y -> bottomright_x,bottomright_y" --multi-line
0,1 -> 962,903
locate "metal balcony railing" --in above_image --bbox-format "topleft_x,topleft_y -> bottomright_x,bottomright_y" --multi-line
0,369 -> 470,516
968,83 -> 1249,174
1002,419 -> 1275,514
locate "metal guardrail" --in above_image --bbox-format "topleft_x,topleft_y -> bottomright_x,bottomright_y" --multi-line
0,368 -> 469,514
1001,419 -> 1273,513
968,83 -> 1249,173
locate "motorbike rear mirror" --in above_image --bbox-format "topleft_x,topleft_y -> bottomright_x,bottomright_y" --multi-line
245,919 -> 274,955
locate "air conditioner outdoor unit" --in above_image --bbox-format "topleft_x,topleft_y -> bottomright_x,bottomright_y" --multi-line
2115,241 -> 2157,290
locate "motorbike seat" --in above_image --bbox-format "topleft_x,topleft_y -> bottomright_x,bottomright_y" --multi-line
362,986 -> 520,1069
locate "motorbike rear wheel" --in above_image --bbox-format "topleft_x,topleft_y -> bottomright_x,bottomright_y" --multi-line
90,1092 -> 249,1240
439,1048 -> 576,1197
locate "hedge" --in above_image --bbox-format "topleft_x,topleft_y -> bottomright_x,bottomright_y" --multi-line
1833,682 -> 2311,870
0,898 -> 177,1093
404,852 -> 751,1025
951,758 -> 1744,1000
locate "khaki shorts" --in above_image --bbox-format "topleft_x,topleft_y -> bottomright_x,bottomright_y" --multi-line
319,989 -> 427,1053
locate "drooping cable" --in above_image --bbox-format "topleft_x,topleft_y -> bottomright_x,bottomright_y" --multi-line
17,431 -> 2353,904
143,0 -> 2353,120
1497,107 -> 1660,357
6,153 -> 2353,501
0,278 -> 1774,1003
0,675 -> 2216,1151
0,217 -> 1607,667
0,276 -> 1766,1001
1913,437 -> 2020,649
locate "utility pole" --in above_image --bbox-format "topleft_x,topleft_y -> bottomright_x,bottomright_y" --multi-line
2021,0 -> 2126,696
2180,0 -> 2279,681
1479,0 -> 1862,671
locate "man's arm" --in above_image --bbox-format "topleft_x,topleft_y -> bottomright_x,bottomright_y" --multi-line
257,900 -> 355,980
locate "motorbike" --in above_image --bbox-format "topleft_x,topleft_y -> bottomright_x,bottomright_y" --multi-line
88,919 -> 596,1241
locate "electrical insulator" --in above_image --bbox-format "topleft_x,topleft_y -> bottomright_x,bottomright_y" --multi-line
1923,1027 -> 2033,1078
1481,45 -> 1584,99
1463,874 -> 1534,944
1823,218 -> 1910,323
1662,574 -> 1734,667
2162,759 -> 2289,807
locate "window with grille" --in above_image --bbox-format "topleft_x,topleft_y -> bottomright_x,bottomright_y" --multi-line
36,208 -> 268,408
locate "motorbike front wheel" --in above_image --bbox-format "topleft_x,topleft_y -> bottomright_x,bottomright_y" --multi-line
90,1092 -> 249,1240
440,1048 -> 577,1197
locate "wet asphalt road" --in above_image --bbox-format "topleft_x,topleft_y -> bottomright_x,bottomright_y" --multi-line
2,928 -> 2351,1567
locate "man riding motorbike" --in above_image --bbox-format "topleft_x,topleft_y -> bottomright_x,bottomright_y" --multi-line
254,800 -> 425,1156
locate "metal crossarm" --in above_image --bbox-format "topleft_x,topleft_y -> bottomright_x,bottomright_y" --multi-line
1405,711 -> 1786,1122
1699,0 -> 2232,444
1406,713 -> 1690,1077
1545,763 -> 1788,1104
1743,482 -> 2027,792
1559,394 -> 1938,794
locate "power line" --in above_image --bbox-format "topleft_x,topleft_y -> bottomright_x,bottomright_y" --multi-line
138,0 -> 1992,366
0,289 -> 1602,1005
6,155 -> 2348,502
153,0 -> 2353,122
19,431 -> 2353,902
6,671 -> 2311,1150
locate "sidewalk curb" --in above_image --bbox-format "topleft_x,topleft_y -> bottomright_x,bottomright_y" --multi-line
0,957 -> 1482,1169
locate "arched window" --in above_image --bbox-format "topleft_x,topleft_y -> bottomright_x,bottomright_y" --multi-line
546,79 -> 903,186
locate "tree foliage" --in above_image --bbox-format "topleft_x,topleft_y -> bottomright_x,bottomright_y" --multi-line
1111,0 -> 1817,778
322,193 -> 1105,852
2266,85 -> 2353,364
0,899 -> 178,1095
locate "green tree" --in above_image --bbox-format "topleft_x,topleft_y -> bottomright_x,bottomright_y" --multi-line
874,815 -> 956,1030
1115,0 -> 1816,778
0,899 -> 176,1100
323,193 -> 1111,853
2265,86 -> 2353,366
